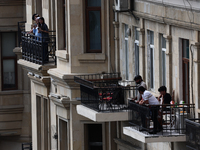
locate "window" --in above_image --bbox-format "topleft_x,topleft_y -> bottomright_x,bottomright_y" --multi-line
160,34 -> 166,86
86,0 -> 102,53
59,119 -> 68,150
148,30 -> 154,89
63,0 -> 66,49
125,24 -> 129,80
135,28 -> 139,76
182,39 -> 189,103
84,124 -> 103,150
1,32 -> 17,90
36,96 -> 49,150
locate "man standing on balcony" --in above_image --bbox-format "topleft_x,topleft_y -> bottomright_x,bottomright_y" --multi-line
133,75 -> 147,101
138,86 -> 162,134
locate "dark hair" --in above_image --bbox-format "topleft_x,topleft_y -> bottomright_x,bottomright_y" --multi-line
158,86 -> 167,92
134,75 -> 142,81
32,13 -> 39,20
39,17 -> 45,23
138,86 -> 146,92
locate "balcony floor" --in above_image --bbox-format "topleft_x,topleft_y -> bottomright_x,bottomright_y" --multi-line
76,105 -> 129,122
123,126 -> 186,143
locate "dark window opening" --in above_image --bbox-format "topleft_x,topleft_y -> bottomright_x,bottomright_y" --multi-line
1,32 -> 18,90
182,39 -> 189,103
85,124 -> 103,150
86,0 -> 102,53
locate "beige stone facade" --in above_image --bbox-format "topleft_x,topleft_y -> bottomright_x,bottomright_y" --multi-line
0,0 -> 32,149
16,0 -> 200,150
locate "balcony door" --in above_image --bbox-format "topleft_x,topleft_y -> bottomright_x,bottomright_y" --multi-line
84,124 -> 103,150
182,39 -> 189,103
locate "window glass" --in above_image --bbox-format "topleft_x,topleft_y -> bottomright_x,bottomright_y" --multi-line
89,11 -> 101,50
88,0 -> 101,7
150,31 -> 154,45
150,48 -> 154,88
125,25 -> 128,38
183,40 -> 189,59
162,36 -> 166,49
135,43 -> 139,75
162,51 -> 166,85
3,59 -> 15,89
2,33 -> 16,57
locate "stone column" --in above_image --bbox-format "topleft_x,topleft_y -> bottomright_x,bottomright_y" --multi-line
164,35 -> 172,94
192,42 -> 200,117
138,28 -> 145,81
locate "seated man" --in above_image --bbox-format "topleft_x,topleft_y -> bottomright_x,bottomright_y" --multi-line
158,86 -> 172,104
138,86 -> 162,134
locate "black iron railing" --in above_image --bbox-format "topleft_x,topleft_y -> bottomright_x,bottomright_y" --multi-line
129,101 -> 195,135
18,21 -> 26,47
22,142 -> 32,150
186,119 -> 200,150
74,73 -> 137,112
21,31 -> 56,65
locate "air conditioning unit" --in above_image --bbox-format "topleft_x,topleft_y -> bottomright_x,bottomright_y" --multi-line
115,0 -> 133,12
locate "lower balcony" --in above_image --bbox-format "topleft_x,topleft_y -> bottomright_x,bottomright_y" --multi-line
123,101 -> 195,143
186,119 -> 200,150
75,73 -> 136,122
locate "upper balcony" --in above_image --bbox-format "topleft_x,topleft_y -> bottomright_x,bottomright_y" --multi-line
75,73 -> 136,122
123,101 -> 195,143
17,21 -> 56,76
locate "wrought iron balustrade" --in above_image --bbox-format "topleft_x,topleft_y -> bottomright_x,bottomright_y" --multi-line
186,119 -> 200,150
128,101 -> 195,135
18,21 -> 26,47
74,73 -> 137,112
21,31 -> 56,65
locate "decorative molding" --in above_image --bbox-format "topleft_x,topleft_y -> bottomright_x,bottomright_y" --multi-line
77,53 -> 106,63
56,50 -> 69,62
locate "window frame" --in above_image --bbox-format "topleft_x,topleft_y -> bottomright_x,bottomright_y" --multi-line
124,24 -> 129,80
160,34 -> 166,86
182,39 -> 190,103
0,32 -> 18,91
134,28 -> 140,76
85,0 -> 102,53
148,30 -> 154,89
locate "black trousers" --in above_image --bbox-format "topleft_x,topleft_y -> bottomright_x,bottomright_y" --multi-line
151,106 -> 162,132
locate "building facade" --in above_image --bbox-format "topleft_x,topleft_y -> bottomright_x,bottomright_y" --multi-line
17,0 -> 200,150
0,0 -> 32,149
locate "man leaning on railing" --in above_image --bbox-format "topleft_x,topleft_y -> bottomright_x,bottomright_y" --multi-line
137,86 -> 162,134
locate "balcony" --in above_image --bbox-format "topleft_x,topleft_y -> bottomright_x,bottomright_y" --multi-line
186,119 -> 200,150
17,21 -> 56,66
123,101 -> 195,143
75,73 -> 136,122
21,31 -> 56,65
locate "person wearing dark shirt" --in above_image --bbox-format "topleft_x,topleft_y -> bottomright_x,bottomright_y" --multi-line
158,86 -> 171,104
38,17 -> 49,62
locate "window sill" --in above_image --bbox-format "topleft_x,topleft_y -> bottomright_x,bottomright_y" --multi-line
77,53 -> 106,63
56,50 -> 69,61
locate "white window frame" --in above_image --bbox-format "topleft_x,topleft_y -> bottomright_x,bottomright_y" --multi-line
125,24 -> 129,80
148,30 -> 154,89
161,34 -> 166,86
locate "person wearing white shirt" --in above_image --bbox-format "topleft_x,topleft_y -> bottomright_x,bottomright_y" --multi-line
138,86 -> 162,134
